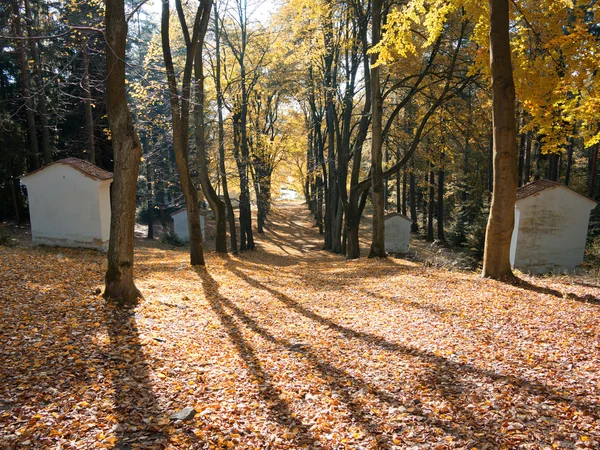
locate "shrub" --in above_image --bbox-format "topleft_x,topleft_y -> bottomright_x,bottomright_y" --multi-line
161,231 -> 185,247
0,228 -> 16,247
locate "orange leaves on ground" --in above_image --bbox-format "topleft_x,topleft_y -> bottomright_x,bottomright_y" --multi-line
1,203 -> 599,448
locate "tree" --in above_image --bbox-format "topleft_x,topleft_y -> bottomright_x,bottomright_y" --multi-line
103,0 -> 143,302
481,0 -> 518,279
161,0 -> 211,265
211,0 -> 238,253
369,0 -> 385,258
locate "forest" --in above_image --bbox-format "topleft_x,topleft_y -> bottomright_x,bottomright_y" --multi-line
1,0 -> 600,448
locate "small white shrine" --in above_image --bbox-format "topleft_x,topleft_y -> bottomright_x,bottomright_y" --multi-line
20,157 -> 112,251
384,212 -> 413,253
510,179 -> 597,273
172,208 -> 205,242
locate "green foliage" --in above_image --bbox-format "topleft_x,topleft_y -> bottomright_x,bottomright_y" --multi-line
0,228 -> 17,247
161,231 -> 185,247
466,202 -> 489,260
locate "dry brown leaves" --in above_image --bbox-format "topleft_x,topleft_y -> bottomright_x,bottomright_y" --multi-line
1,203 -> 599,449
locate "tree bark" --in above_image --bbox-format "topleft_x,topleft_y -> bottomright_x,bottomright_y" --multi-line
12,0 -> 40,169
369,0 -> 385,258
24,0 -> 51,165
103,0 -> 143,303
161,0 -> 206,265
147,162 -> 153,239
523,130 -> 531,184
83,44 -> 96,164
213,1 -> 237,253
437,153 -> 445,242
427,163 -> 434,242
402,165 -> 407,216
409,161 -> 418,232
589,144 -> 598,198
193,4 -> 226,254
482,0 -> 518,279
564,137 -> 574,186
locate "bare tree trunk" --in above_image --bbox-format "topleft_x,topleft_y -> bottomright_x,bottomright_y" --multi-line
523,130 -> 531,184
369,0 -> 385,258
213,1 -> 237,253
564,137 -> 574,186
482,0 -> 518,279
161,0 -> 206,265
83,44 -> 96,164
193,11 -> 226,254
24,0 -> 51,165
104,0 -> 143,303
409,161 -> 418,232
589,144 -> 598,198
12,0 -> 40,169
517,111 -> 526,186
396,166 -> 401,212
402,165 -> 407,216
427,163 -> 434,242
146,163 -> 153,239
547,153 -> 559,181
437,154 -> 445,242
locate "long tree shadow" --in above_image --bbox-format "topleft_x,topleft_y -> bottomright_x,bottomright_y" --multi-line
196,266 -> 500,446
511,278 -> 600,305
195,267 -> 317,447
224,259 -> 600,423
104,302 -> 167,449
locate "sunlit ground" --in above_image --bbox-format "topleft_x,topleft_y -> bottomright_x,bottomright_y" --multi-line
1,203 -> 599,449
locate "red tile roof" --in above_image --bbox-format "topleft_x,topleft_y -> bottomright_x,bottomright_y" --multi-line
516,179 -> 597,204
385,212 -> 413,221
516,179 -> 560,200
21,157 -> 113,181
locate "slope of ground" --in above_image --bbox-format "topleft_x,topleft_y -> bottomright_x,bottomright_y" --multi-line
1,202 -> 599,449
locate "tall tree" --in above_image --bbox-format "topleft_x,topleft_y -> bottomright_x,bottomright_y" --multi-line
103,0 -> 143,302
11,0 -> 40,169
161,0 -> 208,265
212,0 -> 238,253
481,0 -> 518,279
369,0 -> 386,258
192,0 -> 228,253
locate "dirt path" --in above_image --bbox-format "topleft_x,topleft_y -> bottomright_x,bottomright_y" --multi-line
1,202 -> 599,449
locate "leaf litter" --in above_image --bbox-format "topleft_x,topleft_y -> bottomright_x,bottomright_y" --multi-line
1,203 -> 599,449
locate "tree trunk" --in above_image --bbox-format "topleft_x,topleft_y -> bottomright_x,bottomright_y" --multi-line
589,144 -> 598,198
402,166 -> 407,216
437,154 -> 445,242
547,153 -> 559,181
104,0 -> 143,303
482,0 -> 518,279
12,0 -> 40,169
24,0 -> 51,165
427,163 -> 434,242
523,130 -> 532,184
193,22 -> 226,254
369,0 -> 385,258
213,1 -> 237,253
147,163 -> 153,239
83,44 -> 96,164
534,138 -> 542,180
161,0 -> 206,265
396,166 -> 401,213
517,111 -> 526,186
564,137 -> 574,186
409,162 -> 418,232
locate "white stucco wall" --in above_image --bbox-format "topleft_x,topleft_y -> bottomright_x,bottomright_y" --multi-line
511,186 -> 596,273
21,164 -> 111,251
172,209 -> 205,242
384,215 -> 412,253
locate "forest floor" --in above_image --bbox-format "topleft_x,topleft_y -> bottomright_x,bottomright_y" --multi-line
1,202 -> 600,449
